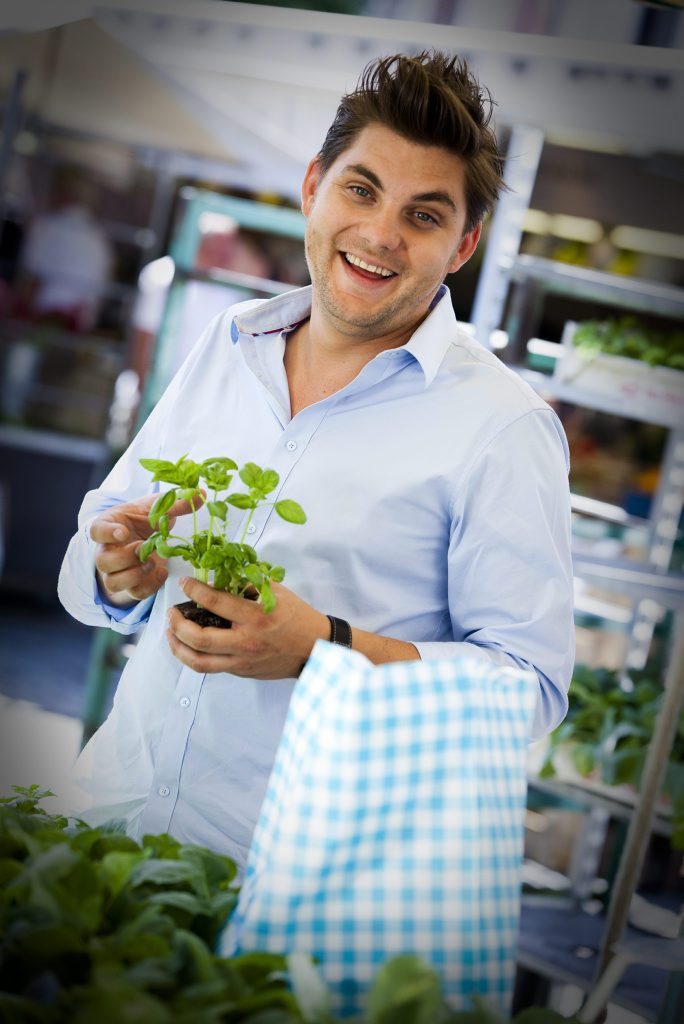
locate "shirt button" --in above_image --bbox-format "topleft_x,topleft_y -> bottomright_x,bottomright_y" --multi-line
247,523 -> 256,534
179,697 -> 191,708
158,785 -> 170,797
286,440 -> 297,451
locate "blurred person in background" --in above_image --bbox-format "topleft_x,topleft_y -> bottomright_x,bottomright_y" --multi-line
15,165 -> 112,333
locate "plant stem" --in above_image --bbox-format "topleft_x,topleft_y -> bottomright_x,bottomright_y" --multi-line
205,488 -> 217,549
191,491 -> 199,538
240,507 -> 255,544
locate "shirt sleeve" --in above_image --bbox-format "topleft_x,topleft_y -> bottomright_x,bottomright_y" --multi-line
57,310 -> 231,632
413,407 -> 575,740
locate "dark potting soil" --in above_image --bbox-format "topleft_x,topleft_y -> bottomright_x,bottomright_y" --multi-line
176,600 -> 232,629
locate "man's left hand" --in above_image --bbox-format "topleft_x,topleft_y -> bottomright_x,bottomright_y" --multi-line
166,578 -> 330,678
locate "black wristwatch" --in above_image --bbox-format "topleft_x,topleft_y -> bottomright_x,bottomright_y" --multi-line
326,614 -> 353,648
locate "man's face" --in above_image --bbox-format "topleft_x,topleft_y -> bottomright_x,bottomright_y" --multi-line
301,122 -> 481,345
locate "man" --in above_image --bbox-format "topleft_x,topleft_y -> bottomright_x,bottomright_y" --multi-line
59,52 -> 574,874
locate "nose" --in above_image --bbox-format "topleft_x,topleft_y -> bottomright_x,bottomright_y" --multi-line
359,205 -> 403,254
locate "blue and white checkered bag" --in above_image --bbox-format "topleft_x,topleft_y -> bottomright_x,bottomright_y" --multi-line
222,641 -> 537,1017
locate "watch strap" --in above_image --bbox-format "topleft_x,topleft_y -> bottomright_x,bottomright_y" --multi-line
326,614 -> 352,648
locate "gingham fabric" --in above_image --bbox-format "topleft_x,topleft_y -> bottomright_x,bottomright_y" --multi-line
222,640 -> 537,1017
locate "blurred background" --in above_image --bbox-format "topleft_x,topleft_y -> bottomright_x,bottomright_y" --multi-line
0,2 -> 683,1020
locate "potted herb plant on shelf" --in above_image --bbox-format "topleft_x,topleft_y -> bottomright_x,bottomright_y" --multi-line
137,453 -> 306,628
538,664 -> 684,848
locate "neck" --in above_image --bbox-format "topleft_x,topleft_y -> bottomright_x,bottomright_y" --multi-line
284,314 -> 389,418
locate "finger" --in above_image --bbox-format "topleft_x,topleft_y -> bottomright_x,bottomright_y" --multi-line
166,626 -> 240,675
91,516 -> 129,545
180,577 -> 256,623
95,539 -> 144,575
102,557 -> 168,598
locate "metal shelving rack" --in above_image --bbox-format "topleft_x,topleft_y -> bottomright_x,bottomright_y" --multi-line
474,127 -> 684,1021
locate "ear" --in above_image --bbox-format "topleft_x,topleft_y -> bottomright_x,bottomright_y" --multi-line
447,222 -> 482,274
301,157 -> 322,216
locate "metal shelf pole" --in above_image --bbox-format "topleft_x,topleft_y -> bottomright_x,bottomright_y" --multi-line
586,611 -> 684,1021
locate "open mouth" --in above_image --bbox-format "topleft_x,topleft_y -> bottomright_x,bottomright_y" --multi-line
342,252 -> 396,281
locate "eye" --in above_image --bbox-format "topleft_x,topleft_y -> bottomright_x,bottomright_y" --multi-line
413,210 -> 439,226
349,184 -> 372,199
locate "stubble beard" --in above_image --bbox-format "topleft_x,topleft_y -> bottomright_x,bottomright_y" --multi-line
306,238 -> 418,340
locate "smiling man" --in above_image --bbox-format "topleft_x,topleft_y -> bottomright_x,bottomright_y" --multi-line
59,52 -> 574,872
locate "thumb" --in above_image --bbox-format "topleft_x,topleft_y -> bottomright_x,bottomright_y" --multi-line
168,489 -> 206,520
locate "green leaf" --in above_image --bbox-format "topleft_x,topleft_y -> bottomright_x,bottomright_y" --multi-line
201,457 -> 238,473
239,462 -> 262,488
130,858 -> 204,893
260,469 -> 280,495
141,833 -> 182,858
99,849 -> 147,899
259,582 -> 276,614
149,489 -> 178,529
139,457 -> 176,476
286,952 -> 331,1023
226,493 -> 255,510
146,890 -> 208,917
274,500 -> 306,525
155,539 -> 185,559
174,928 -> 218,984
571,744 -> 596,777
207,501 -> 228,521
138,535 -> 158,563
243,564 -> 264,586
367,955 -> 445,1024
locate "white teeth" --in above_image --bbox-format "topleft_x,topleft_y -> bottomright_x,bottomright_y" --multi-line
344,253 -> 394,277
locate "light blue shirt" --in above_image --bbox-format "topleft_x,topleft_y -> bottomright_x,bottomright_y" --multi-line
58,285 -> 574,874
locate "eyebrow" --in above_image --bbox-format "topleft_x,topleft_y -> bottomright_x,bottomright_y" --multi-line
343,163 -> 458,213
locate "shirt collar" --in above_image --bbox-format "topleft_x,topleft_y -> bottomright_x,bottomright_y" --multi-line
231,283 -> 458,387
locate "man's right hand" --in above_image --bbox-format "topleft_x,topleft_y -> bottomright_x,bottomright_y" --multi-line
91,494 -> 201,608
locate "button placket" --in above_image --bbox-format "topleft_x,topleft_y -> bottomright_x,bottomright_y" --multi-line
139,666 -> 204,836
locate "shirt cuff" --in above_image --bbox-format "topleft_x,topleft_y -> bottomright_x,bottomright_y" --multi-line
93,578 -> 154,627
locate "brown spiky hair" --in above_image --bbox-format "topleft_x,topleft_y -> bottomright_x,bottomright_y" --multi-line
317,51 -> 505,234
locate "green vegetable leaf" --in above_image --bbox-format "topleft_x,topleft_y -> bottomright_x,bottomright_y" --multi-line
286,952 -> 331,1023
207,500 -> 228,521
260,469 -> 280,495
176,457 -> 201,489
367,955 -> 445,1024
226,493 -> 255,510
139,457 -> 176,477
243,564 -> 264,587
100,849 -> 147,898
275,500 -> 306,525
155,539 -> 185,559
201,457 -> 238,473
138,535 -> 158,563
149,489 -> 178,529
259,582 -> 276,614
239,462 -> 262,488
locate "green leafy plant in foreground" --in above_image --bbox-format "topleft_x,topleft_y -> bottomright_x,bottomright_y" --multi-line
138,453 -> 306,613
539,664 -> 684,849
0,786 -> 582,1024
